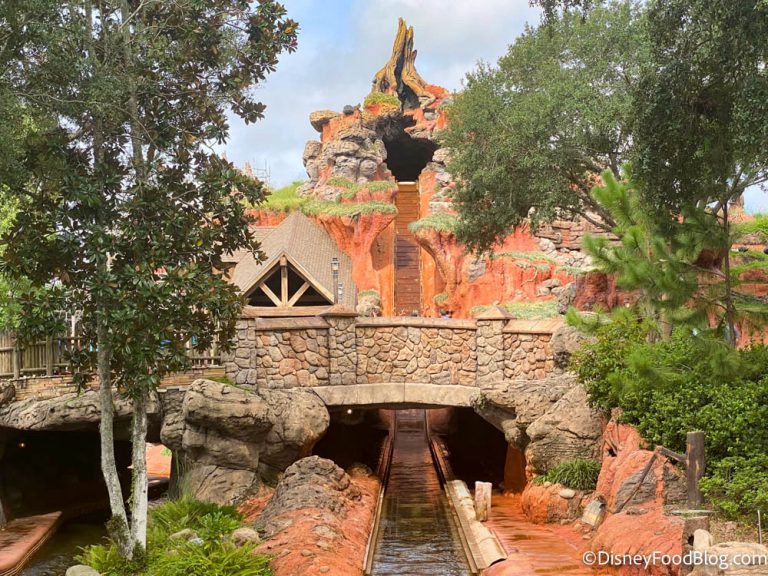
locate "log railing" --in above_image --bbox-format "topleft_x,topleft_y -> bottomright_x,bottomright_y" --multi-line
0,331 -> 220,380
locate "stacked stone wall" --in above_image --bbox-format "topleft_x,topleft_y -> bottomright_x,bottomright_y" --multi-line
504,332 -> 556,380
355,319 -> 476,385
223,315 -> 562,389
225,318 -> 331,388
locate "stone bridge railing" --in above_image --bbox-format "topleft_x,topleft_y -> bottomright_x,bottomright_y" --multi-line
223,306 -> 564,390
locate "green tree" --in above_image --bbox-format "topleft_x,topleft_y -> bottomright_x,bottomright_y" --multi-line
633,0 -> 768,211
442,1 -> 647,251
581,171 -> 768,343
0,0 -> 296,559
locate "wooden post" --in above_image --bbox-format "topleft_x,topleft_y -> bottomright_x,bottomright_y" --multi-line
0,432 -> 7,527
45,336 -> 54,376
475,481 -> 492,522
686,431 -> 705,508
12,338 -> 19,380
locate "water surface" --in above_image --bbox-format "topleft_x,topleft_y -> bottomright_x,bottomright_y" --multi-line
371,409 -> 470,576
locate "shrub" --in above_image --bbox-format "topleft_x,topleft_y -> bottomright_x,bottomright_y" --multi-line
570,311 -> 650,412
149,497 -> 240,537
149,542 -> 272,576
433,291 -> 448,303
364,92 -> 401,108
700,455 -> 768,520
533,459 -> 601,491
572,313 -> 768,522
77,498 -> 271,576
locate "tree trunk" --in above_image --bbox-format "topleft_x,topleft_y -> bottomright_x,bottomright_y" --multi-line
130,390 -> 149,551
97,319 -> 133,558
722,201 -> 737,346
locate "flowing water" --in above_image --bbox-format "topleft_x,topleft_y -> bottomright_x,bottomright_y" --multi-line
371,409 -> 470,576
20,514 -> 107,576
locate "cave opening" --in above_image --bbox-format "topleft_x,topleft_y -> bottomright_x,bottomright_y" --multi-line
312,409 -> 390,471
313,408 -> 516,493
0,427 -> 132,518
428,408 -> 517,491
378,114 -> 437,181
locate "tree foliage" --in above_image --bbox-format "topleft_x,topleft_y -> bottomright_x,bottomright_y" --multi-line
0,0 -> 296,558
572,318 -> 768,521
442,1 -> 647,251
633,0 -> 768,210
582,171 -> 768,341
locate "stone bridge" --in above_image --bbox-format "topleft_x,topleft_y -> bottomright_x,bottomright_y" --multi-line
224,306 -> 565,409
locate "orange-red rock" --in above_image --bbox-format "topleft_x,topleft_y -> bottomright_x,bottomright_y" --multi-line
520,483 -> 584,524
251,469 -> 379,576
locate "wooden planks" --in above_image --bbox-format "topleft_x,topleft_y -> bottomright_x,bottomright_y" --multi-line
394,183 -> 422,316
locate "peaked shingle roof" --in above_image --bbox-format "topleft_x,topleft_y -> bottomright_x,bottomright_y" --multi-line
230,211 -> 356,307
221,227 -> 275,264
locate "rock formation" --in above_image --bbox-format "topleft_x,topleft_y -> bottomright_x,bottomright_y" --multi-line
472,377 -> 603,476
249,457 -> 378,576
0,389 -> 161,434
161,380 -> 330,504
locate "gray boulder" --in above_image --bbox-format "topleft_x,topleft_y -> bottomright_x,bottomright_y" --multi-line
551,325 -> 593,369
164,380 -> 330,505
66,566 -> 101,576
525,385 -> 603,475
471,375 -> 577,449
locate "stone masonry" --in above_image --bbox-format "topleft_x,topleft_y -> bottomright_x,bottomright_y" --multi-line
223,310 -> 564,390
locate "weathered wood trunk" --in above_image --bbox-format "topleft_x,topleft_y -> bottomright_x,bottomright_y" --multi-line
686,431 -> 705,508
475,481 -> 492,522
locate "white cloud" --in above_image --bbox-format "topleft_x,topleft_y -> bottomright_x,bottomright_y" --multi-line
223,0 -> 539,188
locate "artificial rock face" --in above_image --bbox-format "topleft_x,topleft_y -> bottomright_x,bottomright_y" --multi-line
472,377 -> 603,476
161,380 -> 330,505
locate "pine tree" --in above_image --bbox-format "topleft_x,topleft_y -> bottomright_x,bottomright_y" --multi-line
581,171 -> 768,344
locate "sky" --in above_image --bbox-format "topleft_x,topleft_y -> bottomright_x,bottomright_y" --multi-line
224,0 -> 768,212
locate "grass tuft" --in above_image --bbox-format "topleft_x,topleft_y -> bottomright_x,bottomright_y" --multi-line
301,200 -> 397,217
408,213 -> 458,234
491,251 -> 556,264
258,181 -> 307,212
364,92 -> 401,108
532,459 -> 601,491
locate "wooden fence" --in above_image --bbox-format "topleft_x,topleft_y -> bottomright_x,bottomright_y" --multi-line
0,332 -> 220,380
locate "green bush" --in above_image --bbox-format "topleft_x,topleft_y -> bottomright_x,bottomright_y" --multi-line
77,498 -> 271,576
572,314 -> 768,522
571,311 -> 650,412
701,456 -> 768,520
149,542 -> 271,576
533,459 -> 602,491
433,291 -> 448,303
